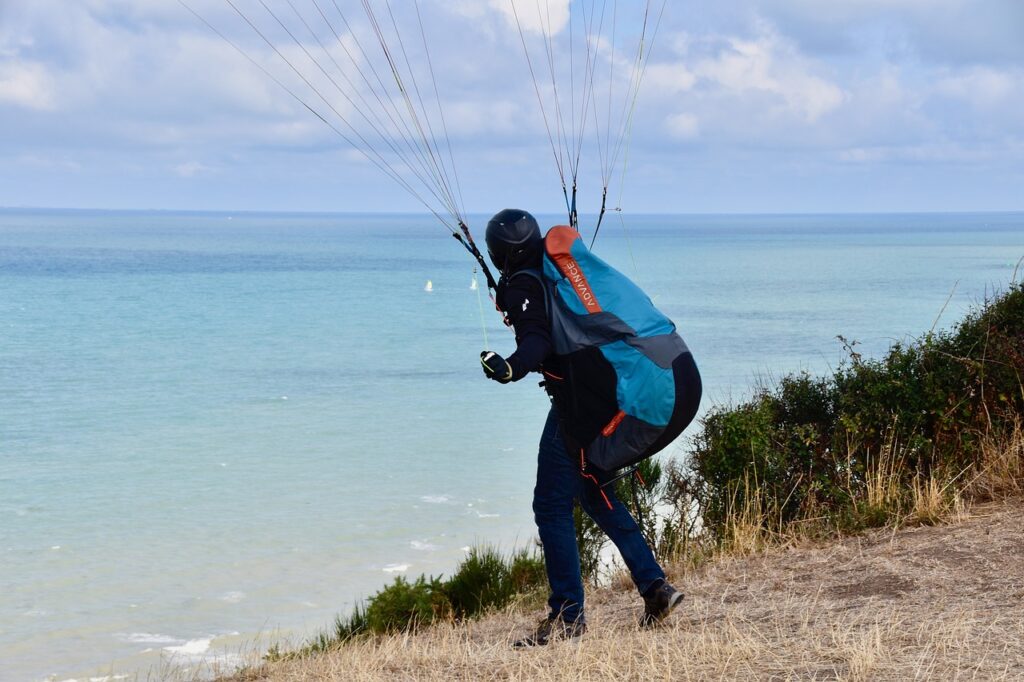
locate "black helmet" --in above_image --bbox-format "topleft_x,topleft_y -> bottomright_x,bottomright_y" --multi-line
485,209 -> 542,275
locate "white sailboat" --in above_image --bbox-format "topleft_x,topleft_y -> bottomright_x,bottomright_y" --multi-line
424,280 -> 433,292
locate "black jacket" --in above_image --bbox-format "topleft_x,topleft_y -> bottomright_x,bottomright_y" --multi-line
497,271 -> 618,451
496,273 -> 556,381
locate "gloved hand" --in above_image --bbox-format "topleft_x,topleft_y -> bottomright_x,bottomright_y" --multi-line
480,351 -> 513,384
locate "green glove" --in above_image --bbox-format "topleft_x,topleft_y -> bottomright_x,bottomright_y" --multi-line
480,351 -> 513,384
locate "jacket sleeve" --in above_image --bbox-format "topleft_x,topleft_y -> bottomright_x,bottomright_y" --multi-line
500,276 -> 553,381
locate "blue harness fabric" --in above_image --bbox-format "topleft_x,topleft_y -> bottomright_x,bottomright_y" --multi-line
516,226 -> 692,472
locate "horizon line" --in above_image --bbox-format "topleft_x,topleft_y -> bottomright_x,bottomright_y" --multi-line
2,206 -> 1023,218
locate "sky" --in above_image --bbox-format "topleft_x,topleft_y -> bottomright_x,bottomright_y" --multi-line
0,0 -> 1022,215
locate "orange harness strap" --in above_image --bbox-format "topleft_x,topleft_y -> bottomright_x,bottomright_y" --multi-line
579,449 -> 613,511
634,468 -> 647,488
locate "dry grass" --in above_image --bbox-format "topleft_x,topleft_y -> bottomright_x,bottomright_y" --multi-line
968,422 -> 1024,500
718,475 -> 781,558
198,430 -> 1024,682
909,473 -> 967,526
215,497 -> 1024,682
844,419 -> 1022,532
233,608 -> 1023,681
858,430 -> 906,520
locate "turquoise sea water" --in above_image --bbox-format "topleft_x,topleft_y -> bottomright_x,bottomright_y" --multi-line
1,210 -> 1022,681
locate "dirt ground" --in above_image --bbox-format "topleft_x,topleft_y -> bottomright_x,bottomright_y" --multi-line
228,500 -> 1024,681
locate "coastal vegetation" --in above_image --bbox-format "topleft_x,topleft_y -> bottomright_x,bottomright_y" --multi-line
266,548 -> 548,660
254,284 -> 1023,676
688,282 -> 1023,544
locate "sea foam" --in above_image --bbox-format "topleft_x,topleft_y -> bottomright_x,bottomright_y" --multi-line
118,633 -> 179,645
163,637 -> 212,655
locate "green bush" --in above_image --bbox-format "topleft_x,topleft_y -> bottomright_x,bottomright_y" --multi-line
331,603 -> 368,643
444,546 -> 514,618
691,397 -> 781,532
364,575 -> 451,634
508,547 -> 547,593
834,284 -> 1024,483
300,543 -> 550,654
686,284 -> 1024,541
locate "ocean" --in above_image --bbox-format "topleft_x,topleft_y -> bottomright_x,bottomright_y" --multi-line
1,209 -> 1022,681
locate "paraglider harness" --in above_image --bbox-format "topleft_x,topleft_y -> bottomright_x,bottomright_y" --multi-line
502,225 -> 690,514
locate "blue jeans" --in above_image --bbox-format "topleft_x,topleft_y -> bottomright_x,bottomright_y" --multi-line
533,408 -> 665,623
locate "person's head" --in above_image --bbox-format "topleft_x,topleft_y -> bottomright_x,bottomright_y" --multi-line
485,209 -> 542,276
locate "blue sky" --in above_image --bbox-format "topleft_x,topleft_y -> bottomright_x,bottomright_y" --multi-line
1,0 -> 1021,214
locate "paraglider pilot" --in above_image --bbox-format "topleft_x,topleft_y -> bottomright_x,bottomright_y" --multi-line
479,208 -> 702,647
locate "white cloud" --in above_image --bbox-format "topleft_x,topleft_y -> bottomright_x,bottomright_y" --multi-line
750,0 -> 1024,64
0,0 -> 1021,212
934,68 -> 1015,107
645,63 -> 697,94
692,34 -> 845,123
174,161 -> 211,178
445,98 -> 528,136
440,0 -> 492,22
666,112 -> 699,139
0,60 -> 56,110
489,0 -> 570,36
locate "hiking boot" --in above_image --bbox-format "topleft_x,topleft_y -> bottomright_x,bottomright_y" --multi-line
640,579 -> 684,627
513,616 -> 587,648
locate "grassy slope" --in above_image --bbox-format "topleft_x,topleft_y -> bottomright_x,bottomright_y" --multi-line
209,286 -> 1024,680
225,497 -> 1024,681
